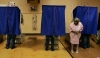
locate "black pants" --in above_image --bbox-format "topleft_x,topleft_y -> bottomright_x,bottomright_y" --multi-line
45,35 -> 54,50
81,34 -> 91,48
6,34 -> 16,47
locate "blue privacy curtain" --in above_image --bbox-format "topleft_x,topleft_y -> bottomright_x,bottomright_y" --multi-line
41,5 -> 66,35
0,7 -> 20,35
73,6 -> 98,34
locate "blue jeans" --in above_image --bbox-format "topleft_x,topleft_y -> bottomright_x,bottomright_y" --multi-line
81,34 -> 91,48
6,34 -> 16,47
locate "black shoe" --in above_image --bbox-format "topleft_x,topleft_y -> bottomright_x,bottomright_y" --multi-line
83,47 -> 86,49
51,48 -> 54,51
45,48 -> 48,51
6,47 -> 9,49
11,46 -> 16,49
51,49 -> 54,51
87,47 -> 90,48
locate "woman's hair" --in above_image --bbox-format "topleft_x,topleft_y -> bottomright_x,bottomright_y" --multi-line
74,18 -> 80,22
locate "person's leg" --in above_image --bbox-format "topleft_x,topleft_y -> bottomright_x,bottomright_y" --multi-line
82,34 -> 87,49
86,34 -> 91,48
76,44 -> 79,53
71,44 -> 74,53
45,35 -> 49,51
51,36 -> 54,51
79,35 -> 83,47
11,35 -> 16,49
6,34 -> 11,49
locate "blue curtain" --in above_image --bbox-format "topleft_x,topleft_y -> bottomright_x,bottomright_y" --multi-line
0,7 -> 7,34
41,5 -> 66,35
73,6 -> 98,34
0,7 -> 20,35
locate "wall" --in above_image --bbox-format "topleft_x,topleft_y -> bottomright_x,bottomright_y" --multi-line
0,0 -> 100,33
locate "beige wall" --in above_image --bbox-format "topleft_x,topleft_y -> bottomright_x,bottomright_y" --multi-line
0,0 -> 100,33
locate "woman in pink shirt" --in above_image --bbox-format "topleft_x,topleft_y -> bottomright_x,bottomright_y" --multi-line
70,18 -> 83,53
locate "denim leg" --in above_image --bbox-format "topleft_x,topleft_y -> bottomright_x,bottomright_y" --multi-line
86,34 -> 91,48
6,34 -> 11,47
45,35 -> 50,49
11,35 -> 16,47
81,34 -> 87,48
51,36 -> 54,50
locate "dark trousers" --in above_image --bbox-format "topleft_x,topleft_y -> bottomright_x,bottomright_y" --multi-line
6,34 -> 16,47
81,34 -> 91,48
45,35 -> 54,50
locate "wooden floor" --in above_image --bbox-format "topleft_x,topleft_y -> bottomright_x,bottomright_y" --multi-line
0,35 -> 72,58
1,35 -> 100,58
60,35 -> 100,58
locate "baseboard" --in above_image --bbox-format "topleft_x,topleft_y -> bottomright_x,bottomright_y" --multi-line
24,33 -> 70,36
24,33 -> 41,35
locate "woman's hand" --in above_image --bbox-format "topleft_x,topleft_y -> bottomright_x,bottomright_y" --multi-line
71,31 -> 76,33
72,31 -> 81,34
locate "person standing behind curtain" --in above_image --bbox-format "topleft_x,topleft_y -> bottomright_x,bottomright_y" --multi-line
45,35 -> 54,51
6,13 -> 23,49
6,10 -> 23,49
70,18 -> 83,53
6,34 -> 16,49
81,34 -> 91,49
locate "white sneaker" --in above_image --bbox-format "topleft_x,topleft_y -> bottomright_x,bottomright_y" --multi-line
76,51 -> 78,53
71,50 -> 73,53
